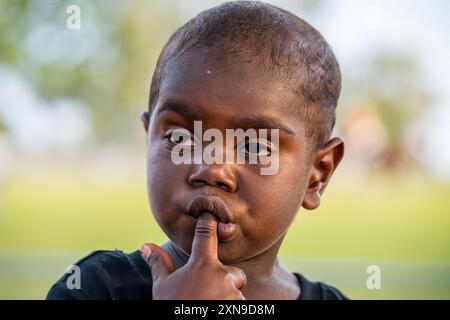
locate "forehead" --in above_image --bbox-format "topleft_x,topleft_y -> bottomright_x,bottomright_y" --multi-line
155,52 -> 304,135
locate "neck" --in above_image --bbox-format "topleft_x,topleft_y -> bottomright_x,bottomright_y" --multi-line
227,241 -> 284,282
161,238 -> 298,299
161,239 -> 282,278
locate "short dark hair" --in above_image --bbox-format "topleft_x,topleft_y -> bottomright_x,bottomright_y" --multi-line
149,0 -> 341,146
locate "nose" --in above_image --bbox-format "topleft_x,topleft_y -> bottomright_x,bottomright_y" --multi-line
187,163 -> 237,193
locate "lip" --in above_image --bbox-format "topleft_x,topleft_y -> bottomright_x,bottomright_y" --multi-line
186,195 -> 237,241
187,195 -> 234,223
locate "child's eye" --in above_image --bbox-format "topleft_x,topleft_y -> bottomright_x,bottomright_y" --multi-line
166,128 -> 193,147
240,139 -> 271,157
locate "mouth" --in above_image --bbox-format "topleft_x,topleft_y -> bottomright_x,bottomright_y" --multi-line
186,195 -> 237,241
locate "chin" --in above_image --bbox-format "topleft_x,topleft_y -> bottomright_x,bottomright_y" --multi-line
216,242 -> 247,264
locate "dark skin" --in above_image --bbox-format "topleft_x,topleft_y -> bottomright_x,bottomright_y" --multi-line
140,51 -> 344,300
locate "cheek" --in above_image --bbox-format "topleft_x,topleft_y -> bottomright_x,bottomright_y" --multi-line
147,138 -> 186,187
240,156 -> 308,240
146,140 -> 188,227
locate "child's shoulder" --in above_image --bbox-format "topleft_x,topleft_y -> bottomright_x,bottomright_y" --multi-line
46,249 -> 152,300
294,273 -> 349,300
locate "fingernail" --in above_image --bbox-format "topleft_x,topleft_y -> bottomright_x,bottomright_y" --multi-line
140,244 -> 152,258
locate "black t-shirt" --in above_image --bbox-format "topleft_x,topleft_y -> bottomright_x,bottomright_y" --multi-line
46,250 -> 348,300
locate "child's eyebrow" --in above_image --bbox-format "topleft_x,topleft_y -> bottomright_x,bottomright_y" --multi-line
156,100 -> 295,136
236,116 -> 296,136
156,100 -> 196,118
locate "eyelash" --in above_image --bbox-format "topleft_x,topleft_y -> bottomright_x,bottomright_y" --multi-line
240,140 -> 272,157
164,128 -> 194,146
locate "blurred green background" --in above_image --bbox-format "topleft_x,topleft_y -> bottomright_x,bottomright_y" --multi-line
1,0 -> 449,299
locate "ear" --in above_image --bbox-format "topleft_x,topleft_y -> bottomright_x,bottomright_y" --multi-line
302,137 -> 345,210
141,111 -> 150,133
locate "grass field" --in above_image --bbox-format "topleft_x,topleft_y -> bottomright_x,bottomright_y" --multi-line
1,164 -> 449,299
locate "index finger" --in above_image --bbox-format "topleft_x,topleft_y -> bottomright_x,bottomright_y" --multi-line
190,212 -> 218,261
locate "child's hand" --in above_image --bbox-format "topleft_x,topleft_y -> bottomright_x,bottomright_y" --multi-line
141,212 -> 247,300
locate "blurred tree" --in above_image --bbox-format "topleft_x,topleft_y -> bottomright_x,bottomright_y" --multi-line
341,53 -> 433,169
0,118 -> 6,133
0,0 -> 324,145
0,0 -> 181,144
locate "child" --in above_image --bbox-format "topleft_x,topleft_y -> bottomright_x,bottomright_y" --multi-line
47,1 -> 347,300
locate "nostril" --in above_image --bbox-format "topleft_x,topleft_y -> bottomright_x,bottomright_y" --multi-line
189,179 -> 231,192
187,165 -> 236,193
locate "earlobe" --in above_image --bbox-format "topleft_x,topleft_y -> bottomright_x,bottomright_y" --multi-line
301,137 -> 345,211
302,180 -> 322,210
141,111 -> 150,132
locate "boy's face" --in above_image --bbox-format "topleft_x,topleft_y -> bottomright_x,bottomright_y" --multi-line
142,51 -> 343,264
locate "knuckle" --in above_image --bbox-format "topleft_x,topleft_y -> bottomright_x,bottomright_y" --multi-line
195,223 -> 216,237
228,266 -> 246,280
147,252 -> 160,266
233,290 -> 245,300
224,272 -> 237,286
218,267 -> 231,277
236,268 -> 247,282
